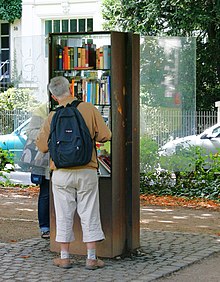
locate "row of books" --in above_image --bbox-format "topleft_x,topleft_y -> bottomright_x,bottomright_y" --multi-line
55,44 -> 111,71
98,155 -> 111,174
70,75 -> 111,105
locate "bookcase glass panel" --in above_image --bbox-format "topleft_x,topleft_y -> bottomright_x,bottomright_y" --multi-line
50,33 -> 112,176
140,36 -> 196,173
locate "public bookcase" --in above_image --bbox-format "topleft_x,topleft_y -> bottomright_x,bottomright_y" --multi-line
48,31 -> 140,258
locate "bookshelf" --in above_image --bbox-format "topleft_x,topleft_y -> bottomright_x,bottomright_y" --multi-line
48,31 -> 140,258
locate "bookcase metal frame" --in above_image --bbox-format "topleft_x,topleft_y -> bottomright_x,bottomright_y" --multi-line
48,31 -> 140,258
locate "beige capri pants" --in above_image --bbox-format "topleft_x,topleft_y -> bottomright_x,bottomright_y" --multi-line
52,169 -> 105,243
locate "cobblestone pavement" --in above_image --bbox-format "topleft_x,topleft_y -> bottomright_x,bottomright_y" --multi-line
0,230 -> 220,281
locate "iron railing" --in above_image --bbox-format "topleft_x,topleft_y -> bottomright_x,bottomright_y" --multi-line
0,109 -> 217,148
0,60 -> 10,91
0,109 -> 31,135
141,108 -> 218,147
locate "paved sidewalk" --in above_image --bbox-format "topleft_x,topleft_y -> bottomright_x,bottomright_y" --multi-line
0,230 -> 220,281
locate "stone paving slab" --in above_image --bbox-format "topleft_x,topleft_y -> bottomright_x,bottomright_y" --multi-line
0,230 -> 220,281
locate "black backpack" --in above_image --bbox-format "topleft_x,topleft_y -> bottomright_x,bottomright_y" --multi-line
48,100 -> 93,168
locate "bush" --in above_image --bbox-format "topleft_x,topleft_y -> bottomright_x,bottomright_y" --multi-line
140,147 -> 220,201
140,135 -> 159,173
0,148 -> 14,184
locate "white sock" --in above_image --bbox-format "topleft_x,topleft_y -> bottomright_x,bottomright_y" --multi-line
61,251 -> 69,259
87,249 -> 96,260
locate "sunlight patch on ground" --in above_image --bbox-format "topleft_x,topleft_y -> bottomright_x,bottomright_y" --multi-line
15,208 -> 35,212
172,216 -> 188,219
11,194 -> 31,199
140,219 -> 156,223
201,213 -> 214,217
157,220 -> 174,223
0,217 -> 38,222
194,216 -> 213,219
141,208 -> 173,212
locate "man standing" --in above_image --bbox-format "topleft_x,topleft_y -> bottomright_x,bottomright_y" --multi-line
36,76 -> 111,270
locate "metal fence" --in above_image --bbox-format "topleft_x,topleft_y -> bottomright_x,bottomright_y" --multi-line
0,110 -> 31,135
141,107 -> 218,147
0,109 -> 217,148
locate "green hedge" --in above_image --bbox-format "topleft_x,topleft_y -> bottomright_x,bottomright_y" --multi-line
140,136 -> 220,201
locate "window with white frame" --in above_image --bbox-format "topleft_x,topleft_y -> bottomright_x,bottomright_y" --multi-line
45,18 -> 93,35
44,18 -> 93,57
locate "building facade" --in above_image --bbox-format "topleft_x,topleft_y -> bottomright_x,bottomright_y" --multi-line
1,0 -> 103,102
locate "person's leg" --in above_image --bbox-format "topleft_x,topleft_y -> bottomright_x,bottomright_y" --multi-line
38,177 -> 50,238
52,170 -> 76,268
85,241 -> 104,269
77,169 -> 105,269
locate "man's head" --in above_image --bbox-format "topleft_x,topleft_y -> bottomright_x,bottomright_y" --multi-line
48,76 -> 70,101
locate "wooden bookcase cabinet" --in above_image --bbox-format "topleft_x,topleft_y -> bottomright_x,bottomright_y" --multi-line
48,31 -> 140,258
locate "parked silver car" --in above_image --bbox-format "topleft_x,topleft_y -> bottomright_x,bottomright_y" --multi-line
160,123 -> 220,156
159,123 -> 220,171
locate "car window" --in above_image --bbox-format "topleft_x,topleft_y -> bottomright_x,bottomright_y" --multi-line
200,125 -> 220,139
212,126 -> 220,136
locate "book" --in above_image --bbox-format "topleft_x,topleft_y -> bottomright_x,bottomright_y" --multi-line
77,47 -> 82,67
81,47 -> 86,67
85,44 -> 89,67
87,81 -> 92,102
96,48 -> 100,69
70,79 -> 75,97
74,47 -> 78,67
97,155 -> 111,173
89,44 -> 96,67
69,47 -> 74,69
63,46 -> 70,70
56,45 -> 63,70
103,45 -> 111,69
99,46 -> 104,69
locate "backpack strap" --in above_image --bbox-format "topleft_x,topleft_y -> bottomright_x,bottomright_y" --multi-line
48,101 -> 80,144
69,100 -> 100,170
69,100 -> 83,108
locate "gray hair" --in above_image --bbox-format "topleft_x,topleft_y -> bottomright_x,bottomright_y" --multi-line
48,76 -> 70,99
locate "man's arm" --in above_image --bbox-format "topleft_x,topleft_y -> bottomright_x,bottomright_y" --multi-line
93,106 -> 112,143
36,113 -> 53,153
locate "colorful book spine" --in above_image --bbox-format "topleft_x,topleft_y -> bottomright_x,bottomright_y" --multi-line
57,45 -> 63,71
87,81 -> 91,102
89,44 -> 96,67
99,47 -> 104,69
77,47 -> 82,67
69,47 -> 74,69
81,47 -> 86,67
103,45 -> 111,69
63,46 -> 70,70
85,44 -> 89,67
55,42 -> 111,70
74,47 -> 78,67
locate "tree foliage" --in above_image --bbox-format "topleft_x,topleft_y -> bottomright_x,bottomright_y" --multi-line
0,0 -> 22,23
0,88 -> 40,111
102,0 -> 220,110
